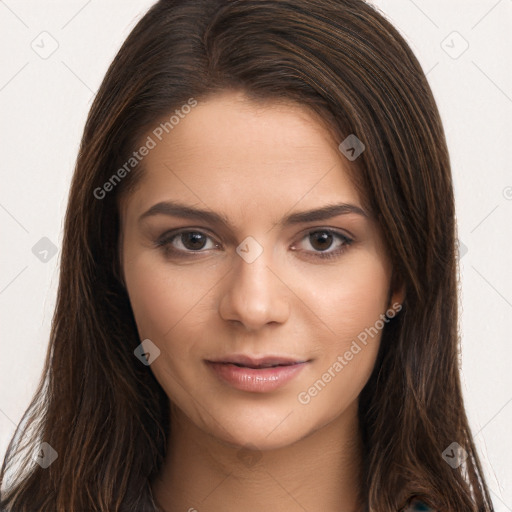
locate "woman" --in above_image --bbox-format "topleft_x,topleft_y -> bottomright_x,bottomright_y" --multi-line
0,0 -> 494,511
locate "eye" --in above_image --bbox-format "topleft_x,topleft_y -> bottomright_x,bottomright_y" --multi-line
156,230 -> 219,256
291,229 -> 353,260
155,228 -> 353,260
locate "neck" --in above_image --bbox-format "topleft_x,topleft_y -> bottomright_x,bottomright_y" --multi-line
151,400 -> 365,512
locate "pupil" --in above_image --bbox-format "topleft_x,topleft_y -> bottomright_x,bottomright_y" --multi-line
182,232 -> 206,250
310,231 -> 333,251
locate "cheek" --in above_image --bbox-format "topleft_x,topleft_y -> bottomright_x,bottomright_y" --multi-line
123,253 -> 223,393
301,251 -> 391,342
124,254 -> 215,340
294,252 -> 390,404
124,257 -> 212,397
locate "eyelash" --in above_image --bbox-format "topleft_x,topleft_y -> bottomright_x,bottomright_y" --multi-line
154,228 -> 354,261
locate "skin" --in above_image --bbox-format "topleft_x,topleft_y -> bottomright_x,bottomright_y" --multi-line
119,89 -> 405,512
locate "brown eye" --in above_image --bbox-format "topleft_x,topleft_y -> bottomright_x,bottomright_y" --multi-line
180,231 -> 208,250
309,231 -> 334,251
291,229 -> 353,261
156,229 -> 219,257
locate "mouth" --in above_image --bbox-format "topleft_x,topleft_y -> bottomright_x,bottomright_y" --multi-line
207,354 -> 309,368
205,355 -> 311,393
222,361 -> 304,369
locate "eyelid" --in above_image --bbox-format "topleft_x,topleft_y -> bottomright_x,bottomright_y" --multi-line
290,228 -> 353,250
156,226 -> 352,243
155,226 -> 354,257
294,226 -> 354,242
156,228 -> 221,249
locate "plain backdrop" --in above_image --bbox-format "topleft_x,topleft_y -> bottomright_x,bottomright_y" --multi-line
1,0 -> 511,508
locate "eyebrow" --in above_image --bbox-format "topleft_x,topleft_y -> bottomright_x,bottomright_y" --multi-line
138,200 -> 368,227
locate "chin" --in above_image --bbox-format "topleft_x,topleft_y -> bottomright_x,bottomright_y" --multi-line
200,404 -> 317,452
217,426 -> 305,453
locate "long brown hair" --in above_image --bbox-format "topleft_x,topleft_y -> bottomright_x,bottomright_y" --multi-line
0,1 -> 494,510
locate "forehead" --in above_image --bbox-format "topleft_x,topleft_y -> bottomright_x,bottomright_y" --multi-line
120,90 -> 364,223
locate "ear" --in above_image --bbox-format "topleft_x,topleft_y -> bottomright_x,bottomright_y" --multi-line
388,269 -> 406,309
390,282 -> 406,309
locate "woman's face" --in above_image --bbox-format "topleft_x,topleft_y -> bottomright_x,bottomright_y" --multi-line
119,89 -> 403,450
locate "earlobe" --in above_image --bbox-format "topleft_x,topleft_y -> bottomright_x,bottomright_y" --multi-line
391,283 -> 406,309
388,270 -> 406,310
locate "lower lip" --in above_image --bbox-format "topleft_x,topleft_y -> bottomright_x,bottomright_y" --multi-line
206,361 -> 308,393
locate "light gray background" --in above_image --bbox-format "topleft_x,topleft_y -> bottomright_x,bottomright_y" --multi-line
1,0 -> 511,508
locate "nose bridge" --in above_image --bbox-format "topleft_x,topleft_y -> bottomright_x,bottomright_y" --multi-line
219,241 -> 289,329
236,249 -> 273,296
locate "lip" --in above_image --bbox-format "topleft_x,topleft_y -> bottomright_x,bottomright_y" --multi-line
208,354 -> 308,368
205,354 -> 310,393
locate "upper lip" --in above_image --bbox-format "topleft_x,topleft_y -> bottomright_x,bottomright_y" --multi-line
207,354 -> 309,368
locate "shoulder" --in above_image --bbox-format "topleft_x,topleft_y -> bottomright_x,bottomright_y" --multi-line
401,497 -> 437,511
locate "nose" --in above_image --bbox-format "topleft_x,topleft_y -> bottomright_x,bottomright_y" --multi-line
218,249 -> 290,331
